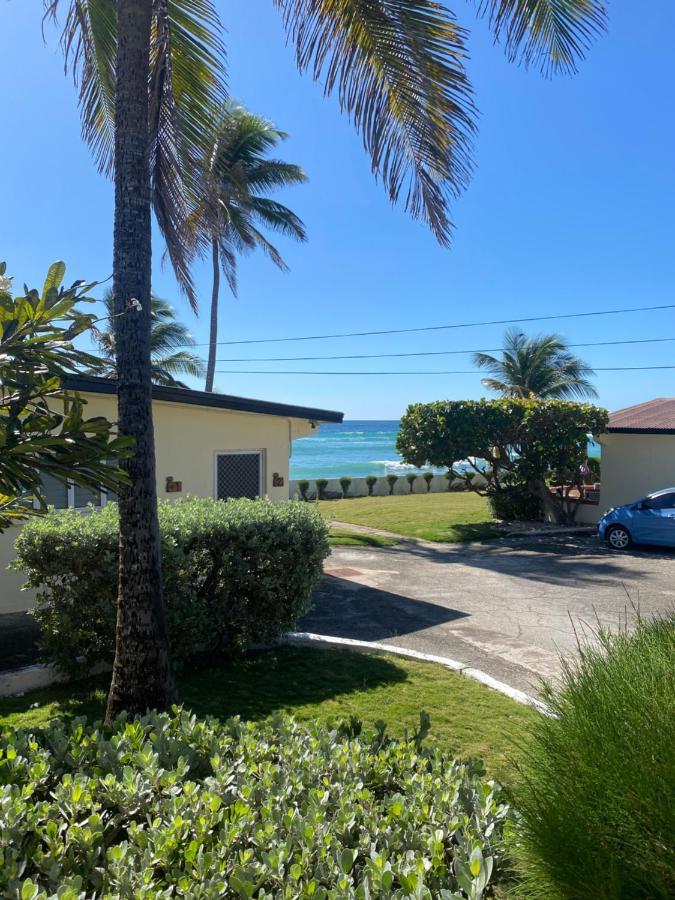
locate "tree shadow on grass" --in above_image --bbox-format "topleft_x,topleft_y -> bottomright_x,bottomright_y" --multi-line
0,647 -> 408,730
440,522 -> 503,542
180,646 -> 407,721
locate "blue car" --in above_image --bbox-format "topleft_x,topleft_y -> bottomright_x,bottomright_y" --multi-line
598,487 -> 675,549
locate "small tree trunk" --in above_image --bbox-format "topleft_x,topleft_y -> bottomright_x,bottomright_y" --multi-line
532,479 -> 567,525
205,240 -> 220,392
105,0 -> 174,722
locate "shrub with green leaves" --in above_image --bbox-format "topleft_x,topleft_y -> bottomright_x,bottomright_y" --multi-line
339,476 -> 352,498
511,613 -> 675,899
14,497 -> 329,674
0,709 -> 511,899
365,475 -> 378,496
315,478 -> 329,499
386,474 -> 399,495
423,472 -> 434,492
405,472 -> 418,493
298,479 -> 311,500
488,491 -> 542,522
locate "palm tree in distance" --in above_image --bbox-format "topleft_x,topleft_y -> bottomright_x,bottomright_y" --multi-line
474,329 -> 598,400
190,104 -> 307,392
94,291 -> 205,387
44,0 -> 606,718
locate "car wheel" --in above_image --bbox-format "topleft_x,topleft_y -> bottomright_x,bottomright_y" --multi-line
606,525 -> 632,550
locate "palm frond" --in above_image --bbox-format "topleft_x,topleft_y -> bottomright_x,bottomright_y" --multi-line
150,320 -> 197,353
244,160 -> 308,193
153,350 -> 206,380
45,1 -> 117,176
247,198 -> 308,241
475,0 -> 607,76
45,0 -> 227,310
150,0 -> 228,309
475,329 -> 598,399
230,215 -> 288,271
274,0 -> 476,246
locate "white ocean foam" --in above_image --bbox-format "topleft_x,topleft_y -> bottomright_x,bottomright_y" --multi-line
374,459 -> 419,473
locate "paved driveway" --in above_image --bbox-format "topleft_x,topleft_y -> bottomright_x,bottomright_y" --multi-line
300,535 -> 675,696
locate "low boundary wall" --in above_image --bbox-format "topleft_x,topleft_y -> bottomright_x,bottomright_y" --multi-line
289,473 -> 486,499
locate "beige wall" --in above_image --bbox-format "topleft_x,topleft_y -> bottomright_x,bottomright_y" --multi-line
598,432 -> 675,512
1,391 -> 315,614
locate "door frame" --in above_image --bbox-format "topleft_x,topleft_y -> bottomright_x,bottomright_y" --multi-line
213,449 -> 265,500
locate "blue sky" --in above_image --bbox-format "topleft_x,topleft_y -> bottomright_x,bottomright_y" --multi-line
2,1 -> 674,419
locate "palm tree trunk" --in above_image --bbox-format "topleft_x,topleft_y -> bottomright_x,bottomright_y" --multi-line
105,0 -> 173,722
205,239 -> 220,392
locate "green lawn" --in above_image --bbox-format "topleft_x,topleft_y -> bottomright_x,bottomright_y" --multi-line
0,646 -> 534,783
319,491 -> 500,542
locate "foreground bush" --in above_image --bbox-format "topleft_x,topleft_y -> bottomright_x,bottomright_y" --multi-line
15,497 -> 329,674
511,613 -> 675,899
0,710 -> 510,898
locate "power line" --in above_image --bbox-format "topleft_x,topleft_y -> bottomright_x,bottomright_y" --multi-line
193,302 -> 675,347
215,335 -> 675,363
215,364 -> 675,376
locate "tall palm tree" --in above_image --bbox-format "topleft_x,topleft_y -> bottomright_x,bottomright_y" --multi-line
94,291 -> 205,387
46,0 -> 228,720
474,329 -> 598,400
45,0 -> 605,718
192,104 -> 308,392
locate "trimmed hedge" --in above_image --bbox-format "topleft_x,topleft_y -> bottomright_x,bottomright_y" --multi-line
0,710 -> 511,898
14,497 -> 329,674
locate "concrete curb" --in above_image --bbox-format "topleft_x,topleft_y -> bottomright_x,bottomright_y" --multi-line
0,661 -> 111,699
1,634 -> 552,718
0,663 -> 67,698
284,632 -> 553,716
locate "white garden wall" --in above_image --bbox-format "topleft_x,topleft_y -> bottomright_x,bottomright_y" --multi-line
289,473 -> 486,500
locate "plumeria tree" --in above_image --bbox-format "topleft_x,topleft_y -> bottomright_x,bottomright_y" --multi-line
0,260 -> 131,531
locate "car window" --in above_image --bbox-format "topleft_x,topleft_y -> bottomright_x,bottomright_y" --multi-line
645,492 -> 675,510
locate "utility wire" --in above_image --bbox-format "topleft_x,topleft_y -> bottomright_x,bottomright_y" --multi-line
215,364 -> 675,375
215,335 -> 675,363
191,302 -> 675,347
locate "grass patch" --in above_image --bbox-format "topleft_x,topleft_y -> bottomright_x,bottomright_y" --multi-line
319,492 -> 500,542
0,646 -> 534,783
328,528 -> 398,547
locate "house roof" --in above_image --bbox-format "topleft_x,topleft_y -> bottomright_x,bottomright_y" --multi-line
64,375 -> 344,424
606,398 -> 675,434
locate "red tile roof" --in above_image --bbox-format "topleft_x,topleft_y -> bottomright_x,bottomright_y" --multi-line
607,398 -> 675,433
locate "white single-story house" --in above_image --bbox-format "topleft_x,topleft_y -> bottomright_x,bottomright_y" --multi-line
0,375 -> 342,615
596,397 -> 675,514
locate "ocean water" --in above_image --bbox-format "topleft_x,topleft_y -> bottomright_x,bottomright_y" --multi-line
291,420 -> 419,480
291,420 -> 602,480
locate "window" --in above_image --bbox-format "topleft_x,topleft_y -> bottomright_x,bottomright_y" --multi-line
35,471 -> 111,510
645,492 -> 675,510
215,451 -> 263,500
40,473 -> 69,509
73,483 -> 102,508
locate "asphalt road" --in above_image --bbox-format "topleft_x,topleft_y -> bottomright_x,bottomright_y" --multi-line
300,534 -> 675,696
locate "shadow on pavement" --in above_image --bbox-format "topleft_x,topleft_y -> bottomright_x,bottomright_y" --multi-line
301,574 -> 469,642
374,534 -> 670,588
